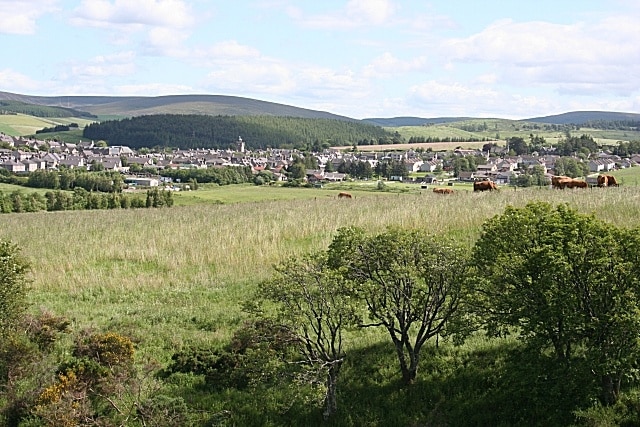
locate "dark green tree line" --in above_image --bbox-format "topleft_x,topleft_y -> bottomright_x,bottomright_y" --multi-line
83,114 -> 394,150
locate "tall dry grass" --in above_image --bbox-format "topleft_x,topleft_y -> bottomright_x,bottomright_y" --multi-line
0,186 -> 638,352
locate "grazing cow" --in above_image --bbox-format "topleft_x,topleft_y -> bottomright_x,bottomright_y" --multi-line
605,175 -> 619,187
566,179 -> 588,189
551,175 -> 571,189
597,174 -> 608,187
337,192 -> 352,199
473,180 -> 498,192
433,188 -> 454,194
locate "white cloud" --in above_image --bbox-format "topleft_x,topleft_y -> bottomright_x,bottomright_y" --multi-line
72,0 -> 194,29
442,17 -> 640,97
410,81 -> 498,104
196,41 -> 369,101
199,40 -> 261,60
345,0 -> 396,25
64,51 -> 136,79
290,0 -> 396,29
407,80 -> 546,118
0,69 -> 42,92
362,52 -> 428,78
144,27 -> 190,57
0,0 -> 58,34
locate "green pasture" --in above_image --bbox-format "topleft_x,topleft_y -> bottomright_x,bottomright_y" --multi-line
389,118 -> 640,145
0,182 -> 53,195
2,180 -> 640,424
1,184 -> 639,351
0,113 -> 95,137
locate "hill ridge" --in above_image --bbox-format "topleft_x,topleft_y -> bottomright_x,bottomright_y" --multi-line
1,91 -> 639,125
0,91 -> 355,121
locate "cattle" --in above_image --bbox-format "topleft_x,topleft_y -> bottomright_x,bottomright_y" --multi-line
433,188 -> 454,194
566,179 -> 588,189
597,174 -> 608,187
551,175 -> 571,189
552,176 -> 587,189
337,192 -> 352,199
473,180 -> 498,192
605,175 -> 619,187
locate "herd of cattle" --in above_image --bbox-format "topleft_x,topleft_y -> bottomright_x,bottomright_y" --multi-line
429,173 -> 620,194
336,174 -> 620,198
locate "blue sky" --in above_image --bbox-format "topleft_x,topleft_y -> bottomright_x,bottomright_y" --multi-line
1,0 -> 639,119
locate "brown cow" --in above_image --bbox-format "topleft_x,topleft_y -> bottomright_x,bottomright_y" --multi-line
473,180 -> 498,192
433,188 -> 454,194
566,179 -> 588,189
605,175 -> 619,187
337,192 -> 352,199
597,174 -> 608,187
551,175 -> 571,189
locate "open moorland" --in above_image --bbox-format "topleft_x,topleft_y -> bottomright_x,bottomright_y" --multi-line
2,181 -> 640,425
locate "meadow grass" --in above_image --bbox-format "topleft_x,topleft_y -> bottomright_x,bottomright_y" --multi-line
2,182 -> 640,424
1,184 -> 639,362
0,113 -> 94,136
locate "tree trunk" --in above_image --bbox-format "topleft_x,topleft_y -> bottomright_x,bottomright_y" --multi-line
407,348 -> 420,384
394,341 -> 412,385
323,363 -> 341,420
395,341 -> 420,385
600,374 -> 621,406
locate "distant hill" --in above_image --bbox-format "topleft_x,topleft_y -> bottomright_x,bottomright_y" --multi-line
363,117 -> 473,127
0,91 -> 355,121
0,100 -> 96,119
365,112 -> 640,127
525,111 -> 640,125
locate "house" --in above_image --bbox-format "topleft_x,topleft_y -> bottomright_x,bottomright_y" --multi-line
96,156 -> 123,171
124,177 -> 159,187
21,159 -> 40,172
405,159 -> 424,173
323,172 -> 346,182
0,160 -> 26,173
457,171 -> 477,182
588,160 -> 605,173
477,163 -> 498,173
58,156 -> 85,169
497,159 -> 518,172
495,171 -> 514,185
40,152 -> 62,169
419,160 -> 440,173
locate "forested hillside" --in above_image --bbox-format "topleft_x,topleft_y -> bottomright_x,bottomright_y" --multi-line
82,114 -> 395,150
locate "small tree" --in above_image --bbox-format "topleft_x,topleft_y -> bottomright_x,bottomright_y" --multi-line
328,227 -> 470,385
471,202 -> 640,405
256,252 -> 358,419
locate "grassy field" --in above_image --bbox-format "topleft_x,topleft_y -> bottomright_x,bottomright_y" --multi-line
1,183 -> 639,354
0,113 -> 95,137
378,119 -> 640,147
2,179 -> 640,424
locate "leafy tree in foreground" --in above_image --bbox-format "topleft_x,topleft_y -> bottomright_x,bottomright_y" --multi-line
471,202 -> 640,405
328,227 -> 470,385
256,252 -> 358,419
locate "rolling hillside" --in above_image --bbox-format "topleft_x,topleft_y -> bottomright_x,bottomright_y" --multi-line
3,91 -> 639,125
1,91 -> 639,145
365,112 -> 640,127
526,111 -> 640,125
0,91 -> 355,121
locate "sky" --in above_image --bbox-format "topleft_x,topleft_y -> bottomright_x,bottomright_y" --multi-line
1,0 -> 639,120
